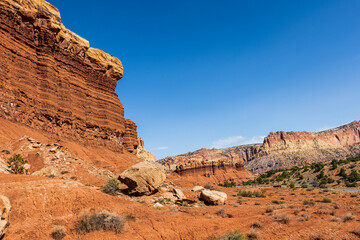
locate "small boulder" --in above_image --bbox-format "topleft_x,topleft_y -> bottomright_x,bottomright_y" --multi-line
173,188 -> 186,200
200,189 -> 227,205
118,161 -> 166,195
161,192 -> 177,203
0,195 -> 11,238
153,202 -> 164,209
192,186 -> 205,192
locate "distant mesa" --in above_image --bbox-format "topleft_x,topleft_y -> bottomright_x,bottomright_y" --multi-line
159,121 -> 360,177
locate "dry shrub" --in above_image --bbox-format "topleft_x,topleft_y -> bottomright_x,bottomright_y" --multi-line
51,226 -> 66,240
209,230 -> 248,240
330,216 -> 340,222
247,228 -> 260,239
265,205 -> 274,213
75,210 -> 126,234
273,212 -> 291,224
302,213 -> 311,221
101,178 -> 120,196
342,213 -> 355,222
251,221 -> 263,229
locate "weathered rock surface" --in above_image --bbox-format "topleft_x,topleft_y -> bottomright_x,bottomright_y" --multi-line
200,189 -> 227,205
0,195 -> 11,238
173,188 -> 186,200
136,137 -> 156,162
192,186 -> 204,192
0,0 -> 141,153
118,161 -> 166,195
160,121 -> 360,174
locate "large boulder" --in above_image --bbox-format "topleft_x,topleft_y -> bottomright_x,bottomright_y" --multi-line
118,161 -> 166,195
0,195 -> 11,238
200,189 -> 227,205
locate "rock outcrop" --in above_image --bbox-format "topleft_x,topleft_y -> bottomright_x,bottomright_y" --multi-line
0,195 -> 11,238
118,161 -> 166,195
136,137 -> 156,162
200,189 -> 227,205
0,0 -> 140,153
160,121 -> 360,174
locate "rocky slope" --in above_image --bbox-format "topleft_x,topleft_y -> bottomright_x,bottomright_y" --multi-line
0,0 -> 139,153
160,121 -> 360,175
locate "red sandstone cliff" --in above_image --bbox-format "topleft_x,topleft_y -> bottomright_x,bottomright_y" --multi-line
160,121 -> 360,175
0,0 -> 139,153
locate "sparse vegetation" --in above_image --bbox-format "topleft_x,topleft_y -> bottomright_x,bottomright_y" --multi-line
247,228 -> 260,239
209,230 -> 249,240
219,181 -> 237,188
238,190 -> 266,198
7,154 -> 28,174
271,200 -> 285,205
273,213 -> 291,224
75,210 -> 126,234
321,197 -> 332,203
342,213 -> 355,222
101,178 -> 120,196
251,221 -> 263,229
51,226 -> 66,240
303,199 -> 315,206
241,155 -> 360,188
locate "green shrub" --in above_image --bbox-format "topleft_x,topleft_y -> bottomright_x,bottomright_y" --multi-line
347,170 -> 360,182
345,181 -> 358,187
237,190 -> 266,198
271,200 -> 286,204
303,199 -> 315,206
101,178 -> 120,196
75,210 -> 126,234
311,163 -> 325,172
289,182 -> 295,189
339,168 -> 347,178
7,154 -> 28,174
322,197 -> 332,203
209,230 -> 249,240
219,181 -> 236,188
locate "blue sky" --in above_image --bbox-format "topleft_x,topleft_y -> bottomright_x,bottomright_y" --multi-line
51,0 -> 360,159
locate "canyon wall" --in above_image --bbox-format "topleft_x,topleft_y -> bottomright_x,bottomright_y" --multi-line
160,121 -> 360,175
0,0 -> 139,153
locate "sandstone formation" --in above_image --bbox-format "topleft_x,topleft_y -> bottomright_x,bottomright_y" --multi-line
136,137 -> 156,162
118,161 -> 166,195
0,0 -> 140,153
160,121 -> 360,174
200,189 -> 227,205
0,195 -> 11,238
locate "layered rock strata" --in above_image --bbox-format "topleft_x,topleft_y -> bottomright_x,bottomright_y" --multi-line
0,0 -> 138,152
160,121 -> 360,174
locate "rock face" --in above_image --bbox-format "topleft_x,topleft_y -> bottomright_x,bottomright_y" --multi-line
160,121 -> 360,174
0,195 -> 11,238
118,161 -> 166,195
200,189 -> 227,205
136,137 -> 156,162
0,0 -> 139,153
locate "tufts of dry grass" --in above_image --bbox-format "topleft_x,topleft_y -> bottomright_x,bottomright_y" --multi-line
273,212 -> 291,224
342,213 -> 355,222
251,221 -> 263,229
51,226 -> 66,240
75,210 -> 127,234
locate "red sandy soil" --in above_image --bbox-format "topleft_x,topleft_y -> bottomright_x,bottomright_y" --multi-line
1,172 -> 360,240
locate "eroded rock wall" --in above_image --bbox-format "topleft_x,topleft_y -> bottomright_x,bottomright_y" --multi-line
0,0 -> 138,153
160,121 -> 360,174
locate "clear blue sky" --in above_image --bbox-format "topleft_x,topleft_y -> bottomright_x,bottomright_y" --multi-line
51,0 -> 360,159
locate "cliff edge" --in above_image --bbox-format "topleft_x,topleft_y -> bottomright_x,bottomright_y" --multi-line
0,0 -> 139,153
